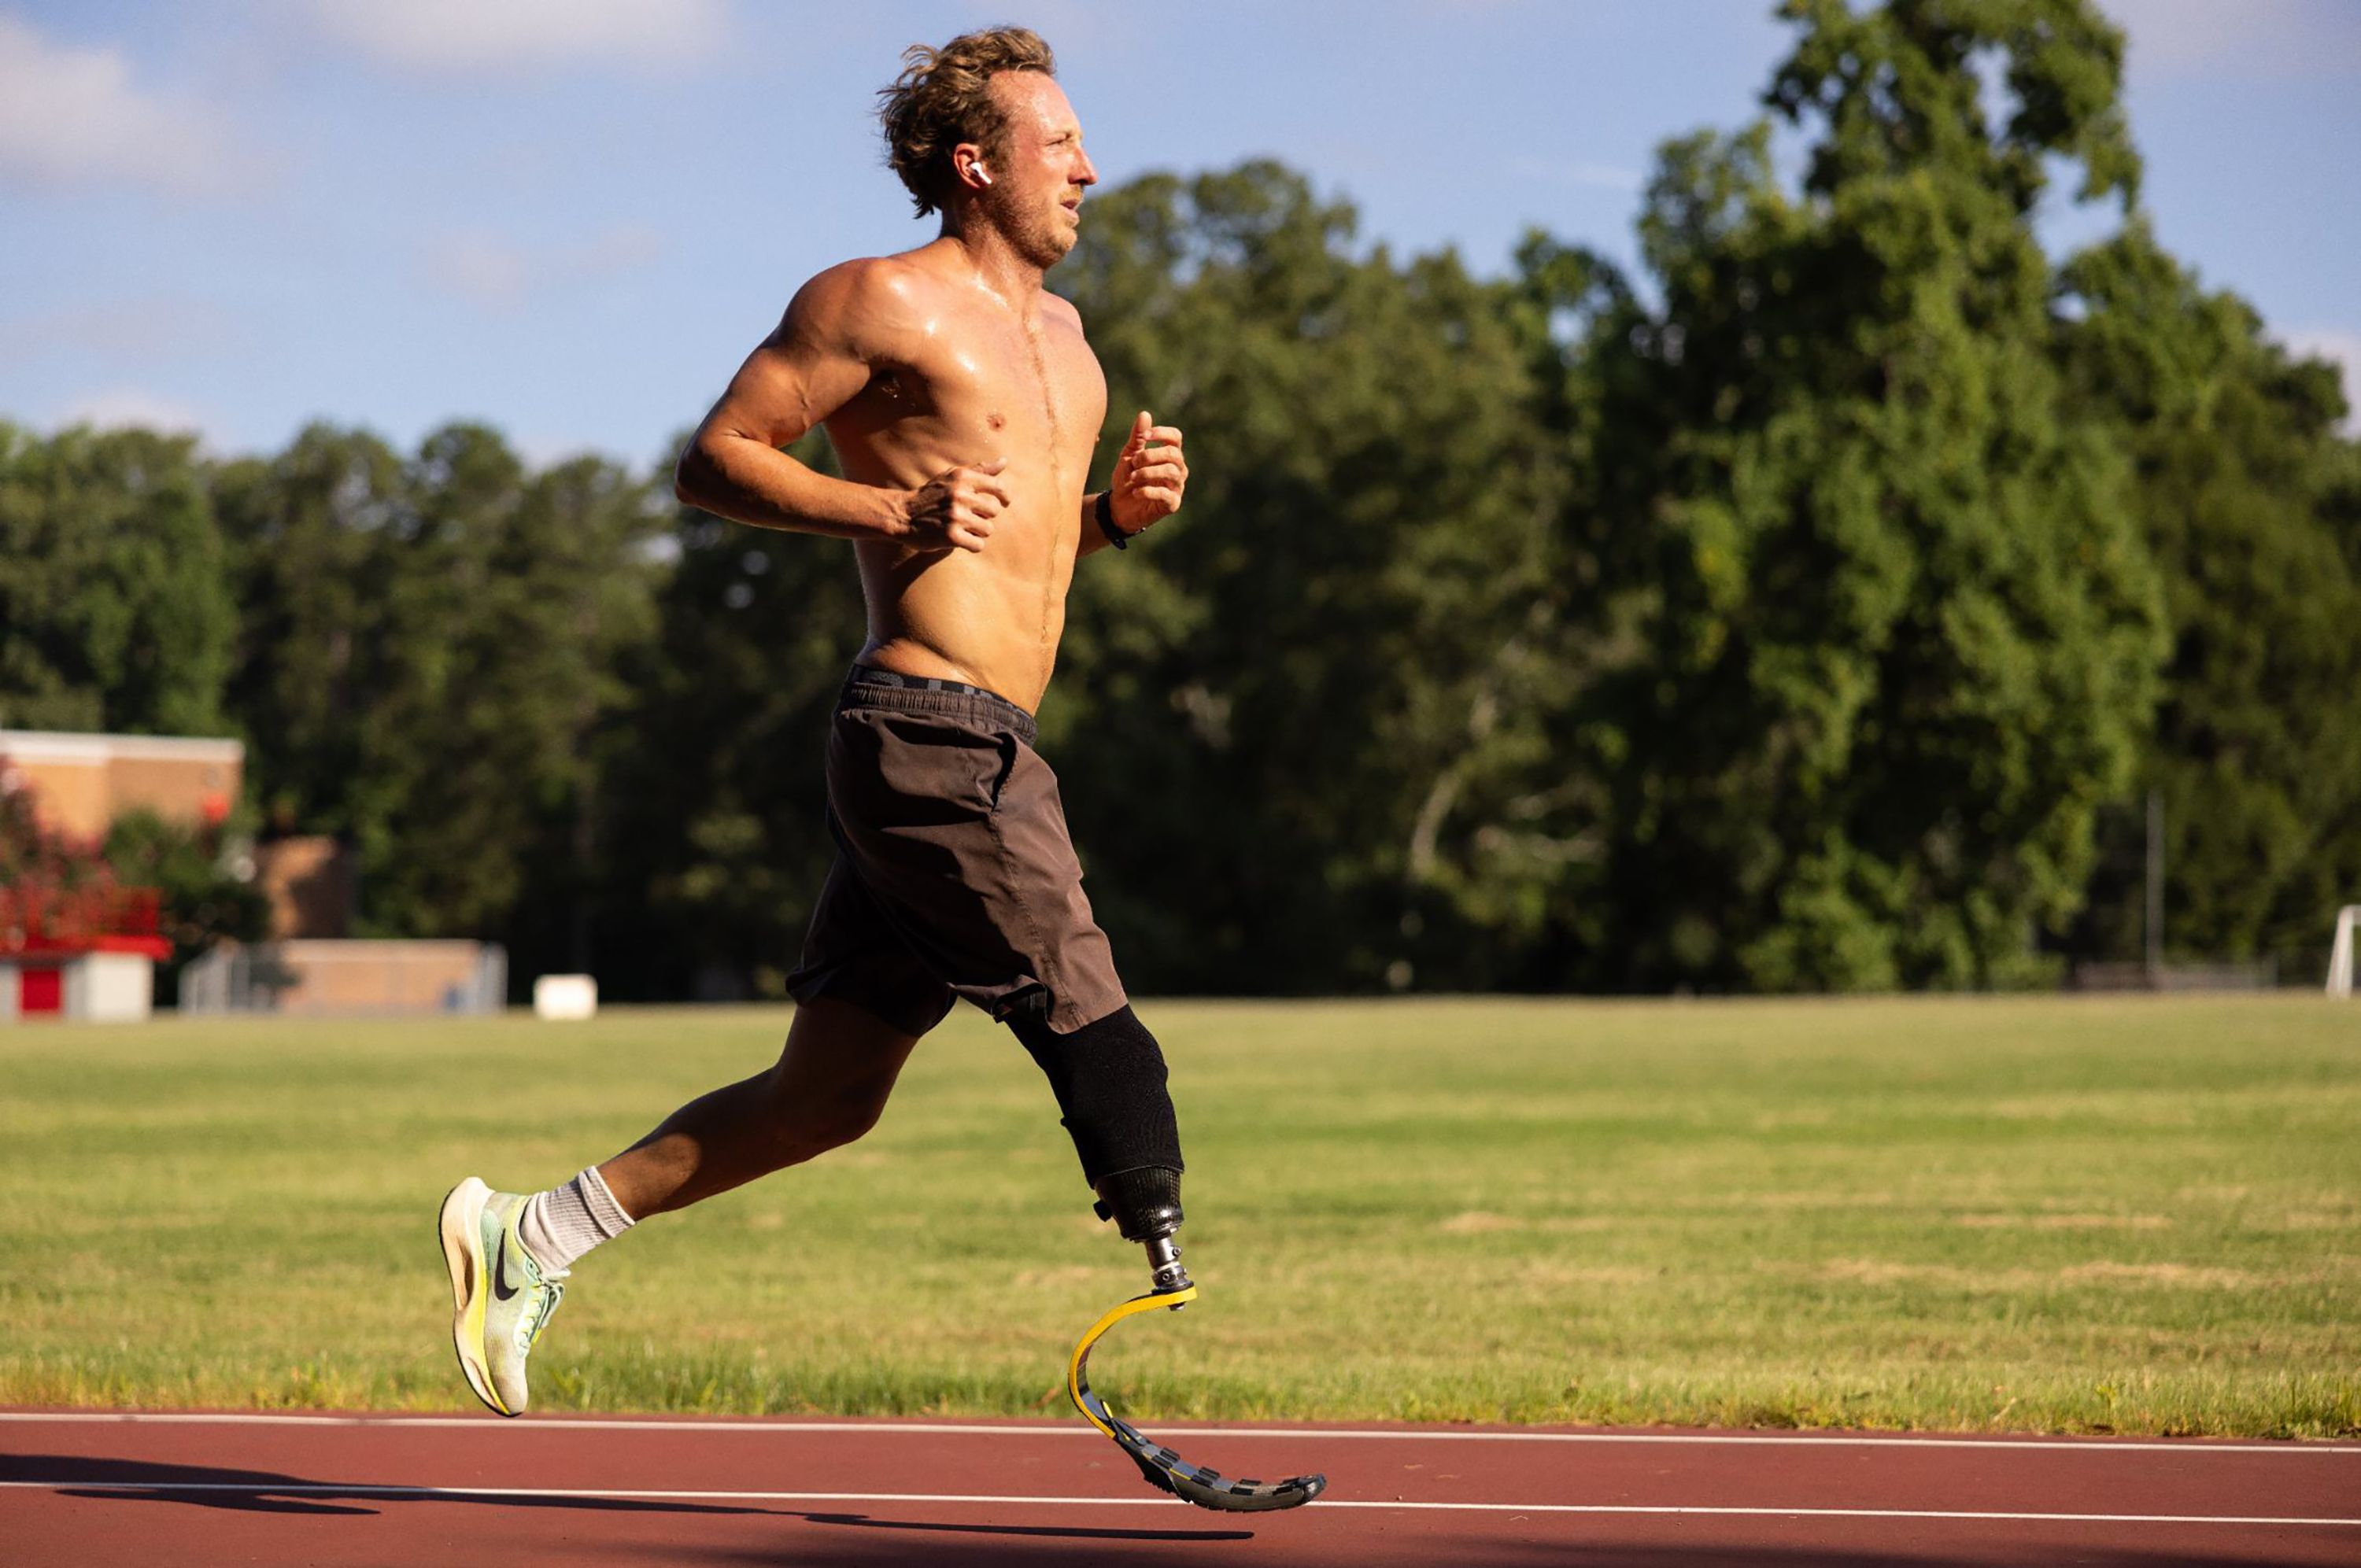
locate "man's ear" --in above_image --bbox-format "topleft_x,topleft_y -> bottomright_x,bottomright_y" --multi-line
954,143 -> 992,190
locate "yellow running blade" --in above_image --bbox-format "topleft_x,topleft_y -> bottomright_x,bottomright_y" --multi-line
1065,1285 -> 1326,1513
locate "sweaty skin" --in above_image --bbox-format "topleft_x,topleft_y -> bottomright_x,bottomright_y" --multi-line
674,71 -> 1188,711
596,68 -> 1188,1227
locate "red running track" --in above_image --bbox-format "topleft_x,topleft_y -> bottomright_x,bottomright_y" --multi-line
3,1411 -> 2356,1566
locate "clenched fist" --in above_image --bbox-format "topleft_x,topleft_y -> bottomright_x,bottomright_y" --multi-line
1107,411 -> 1188,535
902,457 -> 1011,553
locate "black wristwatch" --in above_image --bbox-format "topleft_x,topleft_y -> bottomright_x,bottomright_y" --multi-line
1093,490 -> 1131,550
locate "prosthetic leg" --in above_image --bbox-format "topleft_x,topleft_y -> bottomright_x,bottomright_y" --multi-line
1013,1006 -> 1327,1513
1069,1165 -> 1327,1511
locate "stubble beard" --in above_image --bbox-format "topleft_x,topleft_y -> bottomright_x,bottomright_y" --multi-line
982,183 -> 1075,271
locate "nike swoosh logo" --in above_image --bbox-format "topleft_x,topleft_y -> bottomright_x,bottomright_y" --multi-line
492,1230 -> 520,1302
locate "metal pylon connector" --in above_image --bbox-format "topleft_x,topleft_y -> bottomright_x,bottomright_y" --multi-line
1145,1232 -> 1192,1302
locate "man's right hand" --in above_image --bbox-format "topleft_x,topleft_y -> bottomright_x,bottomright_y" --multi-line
901,458 -> 1010,553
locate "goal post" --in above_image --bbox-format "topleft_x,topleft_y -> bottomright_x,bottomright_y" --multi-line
2331,906 -> 2360,999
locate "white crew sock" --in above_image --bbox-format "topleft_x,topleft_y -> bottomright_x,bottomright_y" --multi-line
519,1166 -> 635,1274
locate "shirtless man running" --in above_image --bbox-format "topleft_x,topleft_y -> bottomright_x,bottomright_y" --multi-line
439,27 -> 1195,1416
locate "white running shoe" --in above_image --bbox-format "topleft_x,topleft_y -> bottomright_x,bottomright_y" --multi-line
438,1177 -> 567,1416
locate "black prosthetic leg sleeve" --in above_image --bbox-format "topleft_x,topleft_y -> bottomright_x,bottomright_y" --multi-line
1094,1164 -> 1182,1242
1018,1005 -> 1196,1295
1008,1004 -> 1184,1236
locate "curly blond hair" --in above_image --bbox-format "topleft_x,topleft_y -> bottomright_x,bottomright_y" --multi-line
878,27 -> 1057,218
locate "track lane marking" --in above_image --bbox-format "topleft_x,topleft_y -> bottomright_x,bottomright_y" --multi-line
0,1480 -> 2355,1526
2,1411 -> 2355,1455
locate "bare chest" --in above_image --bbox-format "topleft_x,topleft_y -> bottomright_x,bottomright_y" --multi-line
868,308 -> 1107,481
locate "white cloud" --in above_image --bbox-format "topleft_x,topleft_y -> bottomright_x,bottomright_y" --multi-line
0,297 -> 238,363
2282,328 -> 2361,435
511,429 -> 634,471
578,225 -> 664,274
0,14 -> 238,193
305,0 -> 731,75
2103,0 -> 2361,82
421,224 -> 666,311
423,234 -> 534,311
54,387 -> 220,444
1509,155 -> 1643,194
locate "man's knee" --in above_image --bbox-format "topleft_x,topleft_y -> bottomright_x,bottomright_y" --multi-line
770,996 -> 920,1157
793,1079 -> 892,1153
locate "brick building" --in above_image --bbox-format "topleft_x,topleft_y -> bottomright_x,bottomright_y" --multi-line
0,729 -> 242,840
0,729 -> 241,1021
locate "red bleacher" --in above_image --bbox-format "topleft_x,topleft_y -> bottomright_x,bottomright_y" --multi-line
0,884 -> 172,961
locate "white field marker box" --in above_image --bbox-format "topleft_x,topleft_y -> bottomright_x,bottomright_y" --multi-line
533,974 -> 599,1020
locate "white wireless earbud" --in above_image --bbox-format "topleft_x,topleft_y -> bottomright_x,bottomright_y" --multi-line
974,164 -> 992,186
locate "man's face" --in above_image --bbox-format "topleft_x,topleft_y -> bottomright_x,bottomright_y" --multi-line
977,72 -> 1096,268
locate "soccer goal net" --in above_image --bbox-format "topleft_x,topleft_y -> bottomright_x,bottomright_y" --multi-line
2331,905 -> 2360,999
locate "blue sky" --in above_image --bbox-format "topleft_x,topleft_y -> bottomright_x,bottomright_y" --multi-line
3,1 -> 2355,470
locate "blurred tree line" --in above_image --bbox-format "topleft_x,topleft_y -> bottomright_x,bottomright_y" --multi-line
2,0 -> 2355,997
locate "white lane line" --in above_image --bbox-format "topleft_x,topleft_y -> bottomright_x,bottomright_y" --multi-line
0,1481 -> 2356,1526
2,1411 -> 2355,1455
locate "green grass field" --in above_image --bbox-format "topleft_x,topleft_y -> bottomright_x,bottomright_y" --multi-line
2,995 -> 2355,1437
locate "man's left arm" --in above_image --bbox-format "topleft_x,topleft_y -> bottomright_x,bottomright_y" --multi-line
1079,410 -> 1188,559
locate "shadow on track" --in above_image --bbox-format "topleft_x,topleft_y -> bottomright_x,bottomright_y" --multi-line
16,1459 -> 2337,1565
656,1533 -> 1259,1568
802,1511 -> 1251,1544
660,1533 -> 2350,1568
7,1456 -> 1253,1548
1420,1543 -> 2349,1568
4,1455 -> 786,1519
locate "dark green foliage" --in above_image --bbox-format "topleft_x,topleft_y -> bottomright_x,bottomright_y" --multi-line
0,422 -> 233,736
1051,162 -> 1564,993
596,431 -> 870,1000
2056,223 -> 2361,974
214,423 -> 663,980
1544,0 -> 2167,990
6,0 -> 2356,996
101,808 -> 268,1001
211,425 -> 407,841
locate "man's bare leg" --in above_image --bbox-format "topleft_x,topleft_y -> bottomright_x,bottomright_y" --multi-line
597,994 -> 924,1219
439,994 -> 920,1416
